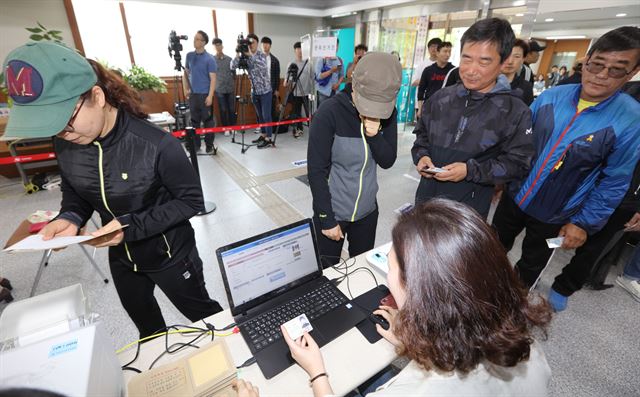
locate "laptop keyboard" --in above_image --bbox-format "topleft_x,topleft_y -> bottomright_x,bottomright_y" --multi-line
240,282 -> 348,351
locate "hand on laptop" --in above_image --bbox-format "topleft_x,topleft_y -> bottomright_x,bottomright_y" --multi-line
281,325 -> 326,377
374,306 -> 402,348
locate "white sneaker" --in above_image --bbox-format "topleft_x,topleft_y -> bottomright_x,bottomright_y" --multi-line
224,131 -> 230,136
616,276 -> 640,302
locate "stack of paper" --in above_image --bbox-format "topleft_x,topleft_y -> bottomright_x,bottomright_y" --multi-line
127,339 -> 237,397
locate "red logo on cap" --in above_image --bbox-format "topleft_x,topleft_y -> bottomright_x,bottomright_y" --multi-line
5,61 -> 43,103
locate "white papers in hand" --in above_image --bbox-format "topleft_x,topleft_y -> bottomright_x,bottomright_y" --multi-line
3,234 -> 95,252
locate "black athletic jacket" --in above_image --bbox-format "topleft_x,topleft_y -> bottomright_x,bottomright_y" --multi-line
55,109 -> 204,272
308,92 -> 397,229
412,75 -> 534,216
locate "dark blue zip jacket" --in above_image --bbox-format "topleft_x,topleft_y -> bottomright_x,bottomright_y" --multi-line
512,84 -> 640,234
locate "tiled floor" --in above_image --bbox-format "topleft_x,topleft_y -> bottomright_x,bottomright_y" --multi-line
0,125 -> 638,396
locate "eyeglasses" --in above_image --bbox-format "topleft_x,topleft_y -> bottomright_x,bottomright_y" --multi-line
585,59 -> 633,79
62,97 -> 86,133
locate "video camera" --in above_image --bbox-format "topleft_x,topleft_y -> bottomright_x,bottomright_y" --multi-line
235,34 -> 250,70
287,63 -> 299,83
168,30 -> 188,71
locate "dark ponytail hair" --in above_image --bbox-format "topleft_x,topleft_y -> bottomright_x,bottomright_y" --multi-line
86,59 -> 148,119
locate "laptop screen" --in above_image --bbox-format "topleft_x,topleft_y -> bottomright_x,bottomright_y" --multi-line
217,220 -> 321,312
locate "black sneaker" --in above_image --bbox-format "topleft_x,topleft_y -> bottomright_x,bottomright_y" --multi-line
257,139 -> 274,149
206,145 -> 217,155
252,136 -> 265,144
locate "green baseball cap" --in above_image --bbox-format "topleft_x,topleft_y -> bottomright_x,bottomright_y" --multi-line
2,41 -> 97,141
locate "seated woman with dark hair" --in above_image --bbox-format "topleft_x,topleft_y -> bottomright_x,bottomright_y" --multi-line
234,198 -> 553,397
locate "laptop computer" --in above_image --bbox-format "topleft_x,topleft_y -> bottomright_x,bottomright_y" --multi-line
216,219 -> 366,379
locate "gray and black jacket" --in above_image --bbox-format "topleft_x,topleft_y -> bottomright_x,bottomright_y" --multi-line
308,92 -> 397,229
412,75 -> 534,217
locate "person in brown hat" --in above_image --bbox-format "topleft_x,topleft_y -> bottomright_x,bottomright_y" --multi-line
307,52 -> 402,267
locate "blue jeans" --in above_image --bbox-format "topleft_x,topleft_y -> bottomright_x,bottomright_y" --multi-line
624,245 -> 640,280
216,92 -> 235,126
252,91 -> 273,138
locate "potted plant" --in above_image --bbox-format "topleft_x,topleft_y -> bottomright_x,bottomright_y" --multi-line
124,65 -> 167,93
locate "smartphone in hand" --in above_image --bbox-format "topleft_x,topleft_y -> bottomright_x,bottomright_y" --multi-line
380,293 -> 398,309
421,167 -> 446,174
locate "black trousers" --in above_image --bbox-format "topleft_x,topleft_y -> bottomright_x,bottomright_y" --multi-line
109,246 -> 223,338
189,93 -> 216,149
552,206 -> 635,296
216,92 -> 235,127
313,208 -> 378,269
289,95 -> 309,131
492,194 -> 563,287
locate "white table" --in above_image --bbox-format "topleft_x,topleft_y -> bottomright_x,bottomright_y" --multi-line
118,251 -> 397,396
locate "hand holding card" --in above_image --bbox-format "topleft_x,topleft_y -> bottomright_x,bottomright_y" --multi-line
282,314 -> 313,341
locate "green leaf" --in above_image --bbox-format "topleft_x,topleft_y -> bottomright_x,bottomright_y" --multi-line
49,30 -> 62,35
30,34 -> 44,41
26,27 -> 42,33
37,22 -> 46,30
43,34 -> 51,40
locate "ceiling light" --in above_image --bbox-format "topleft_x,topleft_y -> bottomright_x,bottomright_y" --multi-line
516,13 -> 524,17
331,11 -> 356,18
545,18 -> 554,22
616,13 -> 627,17
546,35 -> 587,40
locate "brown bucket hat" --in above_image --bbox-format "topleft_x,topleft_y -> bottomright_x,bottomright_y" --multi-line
351,52 -> 402,119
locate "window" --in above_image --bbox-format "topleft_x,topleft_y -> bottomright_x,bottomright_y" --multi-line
125,2 -> 215,76
72,0 -> 130,71
215,8 -> 249,58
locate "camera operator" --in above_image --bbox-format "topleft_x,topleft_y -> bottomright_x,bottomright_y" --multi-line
212,38 -> 235,131
183,30 -> 217,154
344,44 -> 368,93
231,33 -> 274,149
314,38 -> 344,106
261,37 -> 281,123
284,42 -> 312,138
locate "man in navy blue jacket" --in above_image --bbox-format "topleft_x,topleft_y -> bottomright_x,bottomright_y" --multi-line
492,26 -> 640,311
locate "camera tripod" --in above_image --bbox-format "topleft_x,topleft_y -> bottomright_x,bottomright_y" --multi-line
231,69 -> 258,154
273,59 -> 309,146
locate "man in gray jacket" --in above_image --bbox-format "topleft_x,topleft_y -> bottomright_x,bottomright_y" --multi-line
412,18 -> 534,218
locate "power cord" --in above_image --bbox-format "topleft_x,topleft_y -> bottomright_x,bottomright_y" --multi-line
320,255 -> 379,299
118,320 -> 239,373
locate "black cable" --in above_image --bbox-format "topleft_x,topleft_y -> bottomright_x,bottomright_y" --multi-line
236,356 -> 257,369
122,366 -> 142,373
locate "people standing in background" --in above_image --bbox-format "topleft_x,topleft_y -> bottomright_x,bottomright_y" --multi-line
522,41 -> 545,84
558,65 -> 568,83
212,38 -> 235,134
314,39 -> 344,106
261,37 -> 281,123
285,42 -> 313,138
418,41 -> 454,103
501,39 -> 534,105
557,61 -> 584,86
533,74 -> 546,95
345,44 -> 368,89
231,33 -> 274,148
184,30 -> 217,154
412,18 -> 534,219
412,38 -> 442,119
546,65 -> 560,87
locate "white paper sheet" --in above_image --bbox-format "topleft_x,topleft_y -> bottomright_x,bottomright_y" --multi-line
3,234 -> 96,252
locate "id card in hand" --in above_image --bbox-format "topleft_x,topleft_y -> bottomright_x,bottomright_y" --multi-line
282,314 -> 313,341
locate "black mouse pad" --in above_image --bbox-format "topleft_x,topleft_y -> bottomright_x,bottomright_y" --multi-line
352,284 -> 390,344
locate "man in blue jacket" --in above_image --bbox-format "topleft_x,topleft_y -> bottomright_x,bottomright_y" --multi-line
493,26 -> 640,310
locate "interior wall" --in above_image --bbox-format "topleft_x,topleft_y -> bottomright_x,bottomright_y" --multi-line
537,38 -> 591,78
252,14 -> 322,78
0,0 -> 74,64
